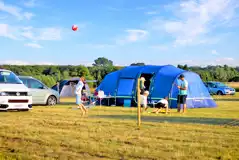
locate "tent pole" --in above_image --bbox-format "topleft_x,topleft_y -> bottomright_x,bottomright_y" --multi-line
115,89 -> 117,106
169,80 -> 175,109
137,78 -> 141,127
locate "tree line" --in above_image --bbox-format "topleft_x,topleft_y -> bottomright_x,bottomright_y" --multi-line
0,57 -> 122,87
177,64 -> 239,82
1,57 -> 239,87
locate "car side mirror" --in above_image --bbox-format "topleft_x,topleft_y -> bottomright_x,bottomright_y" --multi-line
39,86 -> 47,89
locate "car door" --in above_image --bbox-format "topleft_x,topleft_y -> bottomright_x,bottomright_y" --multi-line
207,82 -> 217,94
28,79 -> 48,104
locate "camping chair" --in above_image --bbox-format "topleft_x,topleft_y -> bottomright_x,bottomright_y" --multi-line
97,90 -> 106,107
81,87 -> 98,108
81,94 -> 97,108
89,90 -> 111,107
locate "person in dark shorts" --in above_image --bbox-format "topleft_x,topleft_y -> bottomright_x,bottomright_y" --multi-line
152,97 -> 169,114
176,74 -> 188,113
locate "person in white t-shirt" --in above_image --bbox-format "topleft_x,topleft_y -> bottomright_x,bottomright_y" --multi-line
140,90 -> 149,112
75,76 -> 87,115
152,97 -> 169,114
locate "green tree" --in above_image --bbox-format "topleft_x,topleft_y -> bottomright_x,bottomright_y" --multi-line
177,64 -> 184,69
183,64 -> 188,70
62,70 -> 70,79
93,57 -> 113,67
76,65 -> 90,77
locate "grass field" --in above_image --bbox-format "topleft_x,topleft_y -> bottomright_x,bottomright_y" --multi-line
0,97 -> 239,160
212,92 -> 239,101
226,82 -> 239,89
226,82 -> 239,92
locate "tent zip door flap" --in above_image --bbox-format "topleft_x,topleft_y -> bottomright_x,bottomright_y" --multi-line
139,73 -> 154,91
133,73 -> 155,104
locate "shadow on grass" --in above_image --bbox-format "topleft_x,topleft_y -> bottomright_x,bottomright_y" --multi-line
92,114 -> 238,126
58,102 -> 75,106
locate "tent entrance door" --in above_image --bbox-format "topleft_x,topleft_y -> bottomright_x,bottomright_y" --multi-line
140,73 -> 154,91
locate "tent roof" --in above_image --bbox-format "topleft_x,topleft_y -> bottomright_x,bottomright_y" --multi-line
117,65 -> 185,78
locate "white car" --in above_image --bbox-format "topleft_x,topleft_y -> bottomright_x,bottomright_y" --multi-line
18,76 -> 60,105
0,69 -> 32,111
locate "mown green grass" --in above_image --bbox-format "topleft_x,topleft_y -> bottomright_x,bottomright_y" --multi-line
0,98 -> 238,160
213,92 -> 239,100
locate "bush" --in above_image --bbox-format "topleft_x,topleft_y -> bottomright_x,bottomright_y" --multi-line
34,75 -> 56,87
229,76 -> 239,82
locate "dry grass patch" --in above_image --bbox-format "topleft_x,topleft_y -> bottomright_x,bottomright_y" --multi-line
226,82 -> 239,89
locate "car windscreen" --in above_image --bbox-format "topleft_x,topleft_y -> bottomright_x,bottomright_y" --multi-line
216,82 -> 226,87
0,71 -> 23,84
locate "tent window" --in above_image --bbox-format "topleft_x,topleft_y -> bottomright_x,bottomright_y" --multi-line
140,73 -> 154,91
117,79 -> 135,96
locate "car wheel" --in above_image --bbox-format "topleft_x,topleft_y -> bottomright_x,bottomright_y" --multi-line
217,91 -> 223,95
47,96 -> 57,106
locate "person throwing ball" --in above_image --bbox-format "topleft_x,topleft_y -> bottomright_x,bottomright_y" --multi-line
75,76 -> 87,116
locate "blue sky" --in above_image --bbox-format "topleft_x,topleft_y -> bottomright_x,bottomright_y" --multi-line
1,0 -> 239,66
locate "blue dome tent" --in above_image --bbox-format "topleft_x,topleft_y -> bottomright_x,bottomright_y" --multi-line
96,65 -> 217,108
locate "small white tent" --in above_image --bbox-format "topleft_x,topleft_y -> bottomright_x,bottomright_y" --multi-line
58,77 -> 96,97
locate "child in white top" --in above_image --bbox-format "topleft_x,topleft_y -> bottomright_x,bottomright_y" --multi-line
140,90 -> 149,112
152,97 -> 169,114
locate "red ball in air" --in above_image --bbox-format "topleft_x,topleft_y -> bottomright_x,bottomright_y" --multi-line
72,25 -> 78,31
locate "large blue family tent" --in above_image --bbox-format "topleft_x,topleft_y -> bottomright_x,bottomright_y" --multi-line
96,65 -> 217,108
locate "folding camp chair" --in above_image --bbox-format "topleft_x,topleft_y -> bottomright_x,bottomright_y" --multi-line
81,90 -> 98,108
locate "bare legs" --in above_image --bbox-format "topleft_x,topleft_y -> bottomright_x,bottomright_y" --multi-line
78,104 -> 87,116
177,104 -> 181,112
178,95 -> 187,113
165,106 -> 169,114
144,106 -> 149,111
177,104 -> 187,113
152,108 -> 162,114
183,104 -> 187,113
140,106 -> 148,113
152,107 -> 168,114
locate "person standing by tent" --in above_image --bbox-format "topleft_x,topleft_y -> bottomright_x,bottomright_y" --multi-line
75,76 -> 87,115
140,77 -> 146,94
176,74 -> 188,113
